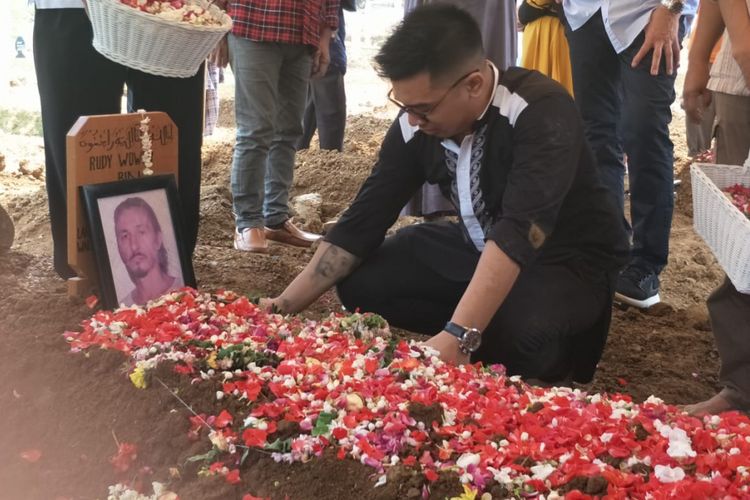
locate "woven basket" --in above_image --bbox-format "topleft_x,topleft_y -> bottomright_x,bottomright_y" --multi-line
691,155 -> 750,293
88,0 -> 232,78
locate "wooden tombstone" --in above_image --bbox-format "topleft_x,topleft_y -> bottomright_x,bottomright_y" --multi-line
66,112 -> 178,297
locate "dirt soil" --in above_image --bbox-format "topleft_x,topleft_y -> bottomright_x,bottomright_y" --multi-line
0,108 -> 727,499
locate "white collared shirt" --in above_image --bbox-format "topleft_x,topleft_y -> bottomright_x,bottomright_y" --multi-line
563,0 -> 698,54
707,0 -> 750,97
31,0 -> 85,8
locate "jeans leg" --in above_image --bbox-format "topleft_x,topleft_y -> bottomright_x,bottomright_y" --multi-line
565,12 -> 626,215
618,32 -> 678,273
263,45 -> 312,226
33,8 -> 125,279
228,37 -> 282,230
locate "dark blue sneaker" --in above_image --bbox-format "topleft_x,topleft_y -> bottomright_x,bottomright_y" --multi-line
615,265 -> 661,309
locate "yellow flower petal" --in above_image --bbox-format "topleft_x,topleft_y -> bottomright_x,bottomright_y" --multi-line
449,484 -> 477,500
207,351 -> 218,369
129,367 -> 148,389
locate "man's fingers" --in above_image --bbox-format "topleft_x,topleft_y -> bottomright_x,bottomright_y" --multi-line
650,43 -> 663,75
632,43 -> 649,69
664,42 -> 673,75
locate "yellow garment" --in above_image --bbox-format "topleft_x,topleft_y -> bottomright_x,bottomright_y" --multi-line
521,1 -> 574,95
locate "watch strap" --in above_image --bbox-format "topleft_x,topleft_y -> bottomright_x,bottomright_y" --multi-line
444,321 -> 467,339
660,0 -> 684,14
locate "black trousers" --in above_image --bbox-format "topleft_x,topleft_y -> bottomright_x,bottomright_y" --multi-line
336,222 -> 614,382
33,8 -> 204,279
296,67 -> 346,152
564,11 -> 686,273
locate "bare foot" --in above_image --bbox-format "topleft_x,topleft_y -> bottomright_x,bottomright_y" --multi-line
683,393 -> 736,416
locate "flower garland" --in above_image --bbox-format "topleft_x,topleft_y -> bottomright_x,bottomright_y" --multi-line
66,289 -> 750,498
137,110 -> 154,177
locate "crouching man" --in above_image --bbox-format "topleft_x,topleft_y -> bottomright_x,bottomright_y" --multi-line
261,5 -> 629,384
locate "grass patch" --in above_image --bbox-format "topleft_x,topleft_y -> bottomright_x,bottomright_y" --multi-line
0,108 -> 42,136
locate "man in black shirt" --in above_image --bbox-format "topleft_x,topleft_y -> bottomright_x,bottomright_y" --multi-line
261,5 -> 629,383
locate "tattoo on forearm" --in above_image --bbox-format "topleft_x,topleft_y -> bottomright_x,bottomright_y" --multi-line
314,246 -> 359,280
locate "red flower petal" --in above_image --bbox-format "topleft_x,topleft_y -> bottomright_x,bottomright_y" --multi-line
214,410 -> 233,429
225,468 -> 241,485
242,428 -> 268,448
85,295 -> 98,309
424,469 -> 439,482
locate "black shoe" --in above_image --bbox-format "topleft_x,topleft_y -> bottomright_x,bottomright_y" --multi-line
615,265 -> 660,309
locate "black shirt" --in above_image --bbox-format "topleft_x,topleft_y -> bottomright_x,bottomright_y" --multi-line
326,67 -> 629,280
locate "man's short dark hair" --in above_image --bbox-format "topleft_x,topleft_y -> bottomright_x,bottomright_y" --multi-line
374,4 -> 484,82
114,196 -> 168,275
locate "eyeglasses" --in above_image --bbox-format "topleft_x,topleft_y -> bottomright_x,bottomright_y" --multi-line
387,69 -> 480,122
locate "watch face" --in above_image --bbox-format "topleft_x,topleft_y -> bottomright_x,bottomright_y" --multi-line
462,328 -> 482,353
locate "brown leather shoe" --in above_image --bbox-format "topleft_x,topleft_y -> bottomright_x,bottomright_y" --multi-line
234,227 -> 268,253
265,219 -> 321,248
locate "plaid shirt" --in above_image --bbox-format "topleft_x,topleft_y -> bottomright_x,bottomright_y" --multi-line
228,0 -> 340,48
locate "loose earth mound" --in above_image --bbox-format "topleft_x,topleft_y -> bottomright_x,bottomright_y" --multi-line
0,114 -> 740,499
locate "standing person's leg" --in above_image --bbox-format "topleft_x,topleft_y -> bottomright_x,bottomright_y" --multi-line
227,37 -> 282,243
33,8 -> 124,279
263,44 -> 313,227
616,30 -> 679,306
564,12 -> 626,213
713,92 -> 750,165
705,278 -> 750,412
127,64 -> 206,256
313,69 -> 347,151
296,84 -> 317,151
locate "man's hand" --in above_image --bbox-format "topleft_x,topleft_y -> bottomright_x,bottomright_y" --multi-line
422,331 -> 470,366
311,43 -> 331,79
257,297 -> 285,313
632,5 -> 681,75
681,61 -> 712,124
210,36 -> 229,68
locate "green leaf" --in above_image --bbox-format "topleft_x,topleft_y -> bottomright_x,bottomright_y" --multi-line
311,411 -> 337,437
185,448 -> 219,464
265,438 -> 292,453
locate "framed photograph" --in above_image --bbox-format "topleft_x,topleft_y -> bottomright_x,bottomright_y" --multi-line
82,174 -> 195,309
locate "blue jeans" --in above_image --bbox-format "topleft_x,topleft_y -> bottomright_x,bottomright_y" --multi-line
229,36 -> 312,230
565,11 -> 685,273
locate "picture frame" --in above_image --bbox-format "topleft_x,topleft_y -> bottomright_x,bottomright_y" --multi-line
81,174 -> 195,309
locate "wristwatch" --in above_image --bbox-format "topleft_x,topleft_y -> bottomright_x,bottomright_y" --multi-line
660,0 -> 684,14
443,322 -> 482,355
